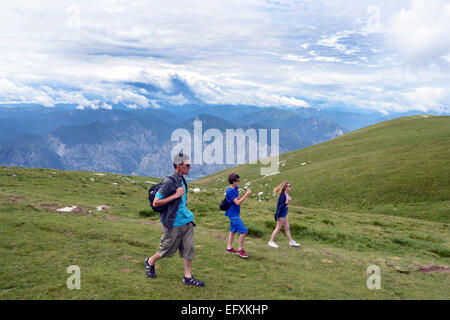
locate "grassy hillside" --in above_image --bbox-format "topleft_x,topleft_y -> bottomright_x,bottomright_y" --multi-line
196,115 -> 450,223
0,116 -> 449,299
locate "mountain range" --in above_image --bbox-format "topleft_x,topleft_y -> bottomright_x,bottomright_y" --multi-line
0,104 -> 444,179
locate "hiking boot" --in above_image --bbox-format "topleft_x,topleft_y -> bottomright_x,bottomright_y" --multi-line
268,241 -> 279,248
226,248 -> 237,254
144,258 -> 156,278
182,275 -> 205,287
289,240 -> 301,247
237,249 -> 248,258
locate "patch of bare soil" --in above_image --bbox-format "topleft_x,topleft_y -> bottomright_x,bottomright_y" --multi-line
40,203 -> 59,207
141,221 -> 159,226
6,195 -> 26,202
104,215 -> 120,221
418,265 -> 450,274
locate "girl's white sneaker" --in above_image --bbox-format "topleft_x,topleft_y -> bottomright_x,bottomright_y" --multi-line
268,241 -> 279,248
289,240 -> 301,247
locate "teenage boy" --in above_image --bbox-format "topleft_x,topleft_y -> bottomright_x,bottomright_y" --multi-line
225,173 -> 251,258
144,153 -> 205,287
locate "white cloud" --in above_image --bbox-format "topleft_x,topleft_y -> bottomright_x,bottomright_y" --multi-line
387,0 -> 450,65
313,56 -> 341,63
76,102 -> 113,110
0,79 -> 55,107
115,26 -> 152,40
0,1 -> 449,115
317,31 -> 355,54
403,87 -> 446,112
282,54 -> 312,63
95,0 -> 129,14
153,92 -> 189,106
111,88 -> 149,108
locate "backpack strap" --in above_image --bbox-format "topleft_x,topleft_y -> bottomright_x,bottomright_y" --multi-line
181,175 -> 188,194
165,174 -> 187,195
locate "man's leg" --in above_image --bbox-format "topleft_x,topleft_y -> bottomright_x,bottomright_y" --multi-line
184,259 -> 192,278
179,223 -> 195,278
180,223 -> 205,287
148,252 -> 161,265
146,226 -> 180,278
145,252 -> 159,278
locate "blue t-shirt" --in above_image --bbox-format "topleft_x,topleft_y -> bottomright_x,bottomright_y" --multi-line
225,186 -> 240,219
156,180 -> 193,227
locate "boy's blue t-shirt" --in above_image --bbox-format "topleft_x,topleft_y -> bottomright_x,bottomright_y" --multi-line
156,180 -> 193,227
225,186 -> 240,219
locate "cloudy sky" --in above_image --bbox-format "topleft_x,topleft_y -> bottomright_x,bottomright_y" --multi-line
0,0 -> 449,114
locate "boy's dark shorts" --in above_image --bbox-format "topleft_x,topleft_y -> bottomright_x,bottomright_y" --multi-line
158,221 -> 195,260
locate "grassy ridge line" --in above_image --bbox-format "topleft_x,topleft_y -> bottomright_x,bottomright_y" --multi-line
195,116 -> 450,222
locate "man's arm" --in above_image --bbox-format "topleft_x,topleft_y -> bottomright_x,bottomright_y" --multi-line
153,177 -> 185,207
153,187 -> 184,207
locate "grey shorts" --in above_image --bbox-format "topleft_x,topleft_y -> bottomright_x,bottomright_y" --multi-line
158,221 -> 195,260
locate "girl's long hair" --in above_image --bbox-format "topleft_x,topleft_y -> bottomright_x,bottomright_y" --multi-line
273,181 -> 290,196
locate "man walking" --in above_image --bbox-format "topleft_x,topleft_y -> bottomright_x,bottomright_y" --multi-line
145,153 -> 205,287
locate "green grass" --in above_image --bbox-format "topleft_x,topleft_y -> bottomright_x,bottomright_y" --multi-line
196,116 -> 450,223
0,166 -> 449,299
0,116 -> 449,299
